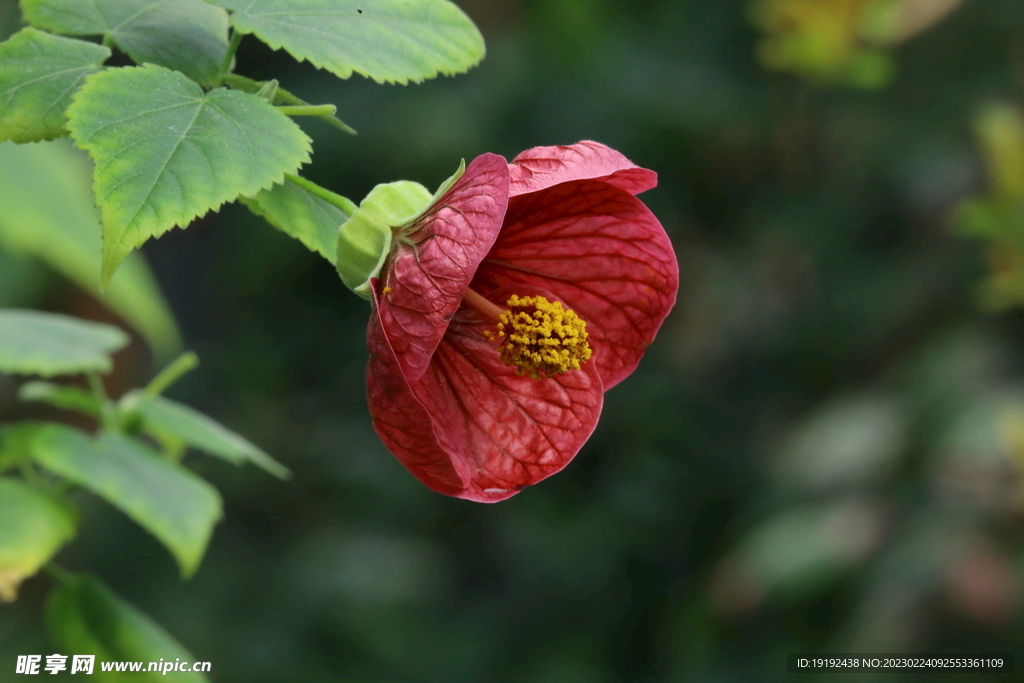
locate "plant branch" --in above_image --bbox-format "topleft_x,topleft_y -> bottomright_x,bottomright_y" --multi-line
86,372 -> 116,431
216,31 -> 244,87
144,352 -> 199,398
222,73 -> 260,92
284,174 -> 357,216
277,104 -> 337,117
222,74 -> 356,134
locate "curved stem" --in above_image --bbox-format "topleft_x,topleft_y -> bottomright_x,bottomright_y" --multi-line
277,104 -> 337,117
87,372 -> 116,431
284,174 -> 357,216
144,352 -> 199,398
221,74 -> 356,134
222,73 -> 260,92
215,31 -> 244,87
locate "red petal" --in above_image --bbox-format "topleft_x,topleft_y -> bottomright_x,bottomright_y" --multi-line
474,180 -> 679,389
414,298 -> 604,503
376,153 -> 510,382
367,285 -> 604,503
366,293 -> 470,496
509,141 -> 658,198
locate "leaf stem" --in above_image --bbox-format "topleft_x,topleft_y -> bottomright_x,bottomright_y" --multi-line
87,372 -> 115,430
221,73 -> 260,92
284,174 -> 357,216
221,75 -> 356,134
144,352 -> 199,398
276,104 -> 338,117
101,34 -> 114,48
318,115 -> 358,135
216,30 -> 244,87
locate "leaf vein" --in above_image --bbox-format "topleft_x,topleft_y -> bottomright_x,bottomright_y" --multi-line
120,100 -> 207,233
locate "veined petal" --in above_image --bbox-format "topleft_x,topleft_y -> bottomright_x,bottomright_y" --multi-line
366,142 -> 677,502
509,141 -> 658,197
376,153 -> 510,382
366,290 -> 470,496
414,299 -> 604,503
475,181 -> 679,389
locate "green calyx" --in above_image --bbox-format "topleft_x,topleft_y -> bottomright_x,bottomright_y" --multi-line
336,181 -> 430,299
336,160 -> 466,300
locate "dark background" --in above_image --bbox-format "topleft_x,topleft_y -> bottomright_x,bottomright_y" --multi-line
3,0 -> 1024,681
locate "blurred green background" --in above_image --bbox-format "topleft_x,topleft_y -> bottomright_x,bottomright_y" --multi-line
3,0 -> 1024,680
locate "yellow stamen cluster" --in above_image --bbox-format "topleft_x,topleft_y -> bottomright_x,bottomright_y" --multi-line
487,294 -> 592,379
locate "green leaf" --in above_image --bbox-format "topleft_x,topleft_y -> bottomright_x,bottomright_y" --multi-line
0,478 -> 77,602
241,177 -> 354,262
121,390 -> 290,479
0,423 -> 50,473
49,574 -> 210,682
0,309 -> 128,376
0,139 -> 182,360
21,0 -> 230,87
65,64 -> 312,286
209,0 -> 486,85
32,425 -> 222,577
19,381 -> 102,417
0,28 -> 109,143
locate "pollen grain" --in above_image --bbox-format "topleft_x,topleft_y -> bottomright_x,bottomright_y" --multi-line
489,294 -> 592,379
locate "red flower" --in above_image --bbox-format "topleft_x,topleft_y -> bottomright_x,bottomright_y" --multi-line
366,141 -> 678,502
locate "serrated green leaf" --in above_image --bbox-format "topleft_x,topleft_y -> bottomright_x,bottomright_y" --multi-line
19,381 -> 102,417
210,0 -> 485,85
49,574 -> 210,682
21,0 -> 229,87
241,178 -> 353,262
65,64 -> 312,286
0,477 -> 77,602
0,309 -> 128,376
0,28 -> 109,143
32,425 -> 222,577
121,390 -> 289,479
0,139 -> 181,360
